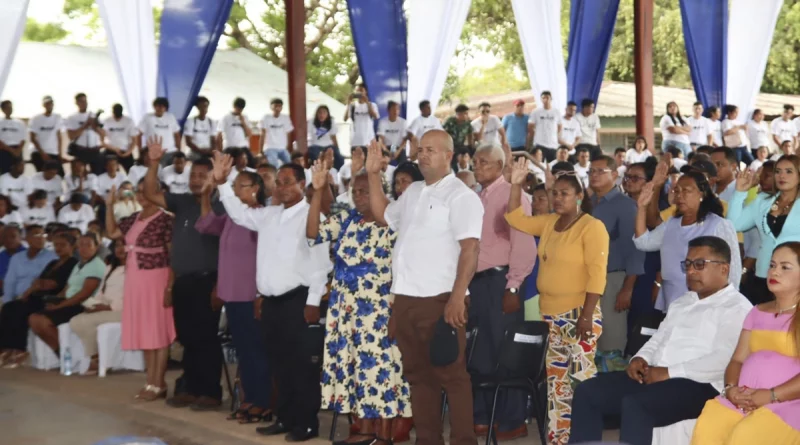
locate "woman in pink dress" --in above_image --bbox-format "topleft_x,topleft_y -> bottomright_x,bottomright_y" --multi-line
105,182 -> 175,401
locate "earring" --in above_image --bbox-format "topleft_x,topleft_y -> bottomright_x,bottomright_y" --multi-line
576,199 -> 582,205
252,192 -> 257,198
700,198 -> 703,202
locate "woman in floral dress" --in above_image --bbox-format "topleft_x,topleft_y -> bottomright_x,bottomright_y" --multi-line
306,161 -> 411,445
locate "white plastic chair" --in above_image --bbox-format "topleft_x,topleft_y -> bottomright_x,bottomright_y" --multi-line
96,322 -> 144,377
28,329 -> 59,371
652,419 -> 697,445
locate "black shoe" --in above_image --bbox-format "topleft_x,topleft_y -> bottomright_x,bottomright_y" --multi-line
256,422 -> 291,436
333,434 -> 375,445
285,428 -> 319,442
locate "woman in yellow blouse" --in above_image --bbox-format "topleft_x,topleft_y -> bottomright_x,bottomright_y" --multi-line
505,158 -> 609,445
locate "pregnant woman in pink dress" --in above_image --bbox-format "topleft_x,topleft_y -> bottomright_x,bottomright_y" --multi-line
105,183 -> 175,401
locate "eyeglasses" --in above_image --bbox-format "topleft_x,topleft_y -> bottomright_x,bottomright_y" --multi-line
680,259 -> 728,272
233,182 -> 255,189
588,168 -> 612,176
554,171 -> 578,178
623,175 -> 646,183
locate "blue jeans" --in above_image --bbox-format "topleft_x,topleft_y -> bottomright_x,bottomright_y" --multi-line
732,145 -> 754,166
265,148 -> 291,167
225,301 -> 272,409
308,145 -> 344,170
661,140 -> 692,157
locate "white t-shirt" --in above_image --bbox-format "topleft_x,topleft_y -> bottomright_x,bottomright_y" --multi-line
218,113 -> 251,148
57,204 -> 96,233
471,115 -> 503,145
138,113 -> 180,152
64,173 -> 98,200
159,165 -> 191,194
687,116 -> 711,145
348,102 -> 379,146
28,113 -> 63,155
722,119 -> 747,147
625,149 -> 652,165
102,116 -> 137,151
21,206 -> 56,227
377,117 -> 408,148
708,119 -> 723,146
529,108 -> 561,148
96,172 -> 128,200
65,112 -> 102,147
30,172 -> 64,206
0,118 -> 27,147
0,174 -> 32,209
183,116 -> 217,150
749,159 -> 765,173
407,115 -> 443,140
560,116 -> 581,146
747,121 -> 769,149
574,163 -> 590,189
259,114 -> 294,150
771,118 -> 795,143
659,115 -> 690,145
1,211 -> 23,226
792,116 -> 800,135
307,119 -> 339,147
575,113 -> 601,145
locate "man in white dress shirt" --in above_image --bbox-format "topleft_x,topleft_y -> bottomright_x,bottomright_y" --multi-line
213,155 -> 331,442
0,100 -> 25,175
29,96 -> 65,175
366,131 -> 484,445
570,236 -> 751,445
184,96 -> 218,161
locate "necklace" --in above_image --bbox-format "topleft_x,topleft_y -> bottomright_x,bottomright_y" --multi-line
774,301 -> 799,318
770,199 -> 794,214
542,212 -> 583,262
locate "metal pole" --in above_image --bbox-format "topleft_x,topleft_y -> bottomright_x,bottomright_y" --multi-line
286,0 -> 307,154
634,0 -> 654,150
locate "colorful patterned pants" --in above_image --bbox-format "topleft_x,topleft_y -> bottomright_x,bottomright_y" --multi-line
542,305 -> 602,445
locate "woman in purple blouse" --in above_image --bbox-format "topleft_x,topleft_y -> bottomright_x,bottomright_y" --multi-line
196,170 -> 272,423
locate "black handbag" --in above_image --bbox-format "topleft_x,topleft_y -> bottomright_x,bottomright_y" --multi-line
303,324 -> 325,368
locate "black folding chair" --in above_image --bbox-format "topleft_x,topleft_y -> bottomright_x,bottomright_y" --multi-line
219,329 -> 238,412
624,312 -> 666,357
471,320 -> 549,445
441,326 -> 480,422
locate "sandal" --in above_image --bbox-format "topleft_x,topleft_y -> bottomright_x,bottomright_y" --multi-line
226,403 -> 252,421
137,385 -> 168,401
334,433 -> 376,445
237,407 -> 273,424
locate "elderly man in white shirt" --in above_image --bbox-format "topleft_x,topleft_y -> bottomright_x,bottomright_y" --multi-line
366,131 -> 484,445
212,155 -> 331,442
569,236 -> 752,445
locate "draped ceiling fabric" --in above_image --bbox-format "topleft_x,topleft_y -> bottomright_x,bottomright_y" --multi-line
406,0 -> 471,122
157,0 -> 234,126
679,0 -> 728,110
511,0 -> 567,112
97,0 -> 157,124
726,0 -> 783,122
0,0 -> 30,98
347,0 -> 408,119
566,0 -> 621,106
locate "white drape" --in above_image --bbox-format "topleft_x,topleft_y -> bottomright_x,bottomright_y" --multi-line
726,0 -> 783,122
511,0 -> 567,112
406,0 -> 471,122
0,0 -> 30,98
97,0 -> 157,124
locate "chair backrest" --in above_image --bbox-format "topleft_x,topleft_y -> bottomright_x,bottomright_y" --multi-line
496,320 -> 549,381
625,313 -> 666,357
466,326 -> 479,365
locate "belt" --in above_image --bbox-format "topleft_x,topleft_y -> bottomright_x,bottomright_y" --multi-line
473,266 -> 509,280
259,285 -> 307,300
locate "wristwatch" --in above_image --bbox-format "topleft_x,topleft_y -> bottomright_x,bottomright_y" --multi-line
721,383 -> 735,399
508,288 -> 519,294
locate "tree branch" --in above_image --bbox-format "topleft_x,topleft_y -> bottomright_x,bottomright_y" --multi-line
347,65 -> 360,86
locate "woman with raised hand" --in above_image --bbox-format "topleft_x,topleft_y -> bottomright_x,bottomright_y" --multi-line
727,155 -> 800,304
308,151 -> 411,445
504,157 -> 609,444
634,172 -> 741,312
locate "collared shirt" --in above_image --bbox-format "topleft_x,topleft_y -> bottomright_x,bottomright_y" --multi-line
195,210 -> 258,303
165,193 -> 220,277
2,248 -> 55,303
477,176 -> 536,289
67,256 -> 106,306
634,285 -> 752,391
591,188 -> 644,275
502,113 -> 529,148
218,183 -> 331,306
384,174 -> 484,297
442,116 -> 472,147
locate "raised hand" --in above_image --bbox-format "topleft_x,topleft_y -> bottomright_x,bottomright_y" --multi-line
311,159 -> 330,190
201,175 -> 215,195
510,157 -> 528,185
736,169 -> 754,192
106,185 -> 117,206
638,182 -> 655,207
211,151 -> 233,185
147,136 -> 164,162
365,140 -> 382,174
653,158 -> 669,187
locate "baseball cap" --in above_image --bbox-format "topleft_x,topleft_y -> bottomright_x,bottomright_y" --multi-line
42,96 -> 53,104
514,99 -> 525,106
681,159 -> 717,178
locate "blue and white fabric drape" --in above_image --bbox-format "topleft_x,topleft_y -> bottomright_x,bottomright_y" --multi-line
0,0 -> 30,98
680,0 -> 728,110
566,0 -> 621,106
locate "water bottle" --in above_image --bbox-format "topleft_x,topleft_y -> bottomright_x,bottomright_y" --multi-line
62,346 -> 72,376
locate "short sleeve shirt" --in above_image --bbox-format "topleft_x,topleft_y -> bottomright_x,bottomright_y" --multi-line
66,256 -> 106,306
471,115 -> 503,145
560,116 -> 581,146
165,193 -> 220,277
102,116 -> 137,151
65,112 -> 101,147
575,113 -> 601,145
218,113 -> 251,148
348,102 -> 379,146
138,113 -> 180,152
687,116 -> 710,145
259,114 -> 294,150
184,116 -> 217,150
442,116 -> 471,147
0,118 -> 27,146
771,118 -> 795,143
307,119 -> 338,147
29,113 -> 63,154
377,117 -> 408,148
529,108 -> 561,148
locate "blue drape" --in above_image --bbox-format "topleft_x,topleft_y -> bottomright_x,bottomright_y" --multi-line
679,0 -> 728,109
566,0 -> 620,105
346,0 -> 408,118
157,0 -> 234,126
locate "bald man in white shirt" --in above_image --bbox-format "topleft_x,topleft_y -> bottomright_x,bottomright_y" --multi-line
367,131 -> 484,445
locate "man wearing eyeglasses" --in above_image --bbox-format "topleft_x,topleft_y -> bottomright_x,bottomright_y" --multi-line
569,236 -> 751,445
589,155 -> 644,372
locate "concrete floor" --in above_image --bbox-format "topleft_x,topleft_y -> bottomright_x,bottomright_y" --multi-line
0,367 -> 620,445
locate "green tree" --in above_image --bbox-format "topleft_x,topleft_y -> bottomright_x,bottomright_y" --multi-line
23,19 -> 68,43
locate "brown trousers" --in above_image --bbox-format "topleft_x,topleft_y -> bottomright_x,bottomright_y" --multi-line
394,293 -> 476,445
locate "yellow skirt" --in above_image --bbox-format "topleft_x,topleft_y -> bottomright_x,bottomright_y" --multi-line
692,399 -> 800,445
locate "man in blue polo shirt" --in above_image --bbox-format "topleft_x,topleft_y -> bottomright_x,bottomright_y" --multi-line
502,99 -> 530,152
3,225 -> 56,303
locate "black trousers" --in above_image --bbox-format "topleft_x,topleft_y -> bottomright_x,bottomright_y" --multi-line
0,150 -> 21,175
261,287 -> 321,434
535,145 -> 557,163
172,271 -> 222,400
69,145 -> 104,175
467,269 -> 526,432
117,154 -> 135,173
569,371 -> 719,445
0,296 -> 45,351
30,152 -> 66,176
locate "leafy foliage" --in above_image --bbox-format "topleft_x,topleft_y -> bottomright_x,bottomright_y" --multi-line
23,19 -> 68,43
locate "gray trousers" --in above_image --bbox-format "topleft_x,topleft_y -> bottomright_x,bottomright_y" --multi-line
597,271 -> 628,353
467,270 -> 526,432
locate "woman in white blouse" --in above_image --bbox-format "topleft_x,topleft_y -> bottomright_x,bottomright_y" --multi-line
659,102 -> 692,157
722,104 -> 754,167
747,109 -> 770,160
308,105 -> 344,170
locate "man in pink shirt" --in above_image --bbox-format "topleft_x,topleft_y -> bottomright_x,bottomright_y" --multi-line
469,142 -> 537,441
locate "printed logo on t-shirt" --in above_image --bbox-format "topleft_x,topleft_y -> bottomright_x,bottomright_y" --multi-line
109,127 -> 128,133
38,126 -> 56,132
1,128 -> 19,133
154,123 -> 171,130
538,115 -> 556,122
